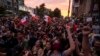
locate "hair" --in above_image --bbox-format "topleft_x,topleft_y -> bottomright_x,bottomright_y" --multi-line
36,40 -> 43,48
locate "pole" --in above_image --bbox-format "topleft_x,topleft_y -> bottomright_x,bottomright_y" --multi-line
68,0 -> 71,17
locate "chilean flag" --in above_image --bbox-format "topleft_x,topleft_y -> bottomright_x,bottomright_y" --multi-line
44,15 -> 52,24
20,16 -> 27,25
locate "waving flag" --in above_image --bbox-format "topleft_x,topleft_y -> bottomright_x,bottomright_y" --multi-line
44,15 -> 52,24
20,16 -> 27,25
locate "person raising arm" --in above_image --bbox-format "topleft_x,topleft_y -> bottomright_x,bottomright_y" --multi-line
63,24 -> 75,56
82,26 -> 92,56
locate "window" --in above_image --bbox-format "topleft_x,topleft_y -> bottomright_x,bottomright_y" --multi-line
7,1 -> 11,6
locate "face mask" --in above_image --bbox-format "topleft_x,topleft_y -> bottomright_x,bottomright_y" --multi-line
53,43 -> 61,50
53,40 -> 60,50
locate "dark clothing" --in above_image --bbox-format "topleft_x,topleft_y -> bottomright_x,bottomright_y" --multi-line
2,36 -> 19,56
2,36 -> 18,48
28,36 -> 37,49
44,49 -> 52,56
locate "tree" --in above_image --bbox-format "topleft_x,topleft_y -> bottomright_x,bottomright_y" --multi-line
34,4 -> 61,18
53,8 -> 61,18
35,3 -> 53,18
35,6 -> 39,15
48,9 -> 54,17
40,3 -> 45,9
38,3 -> 46,18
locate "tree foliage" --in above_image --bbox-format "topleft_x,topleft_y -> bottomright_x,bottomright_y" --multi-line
38,3 -> 46,18
34,3 -> 61,18
53,8 -> 61,18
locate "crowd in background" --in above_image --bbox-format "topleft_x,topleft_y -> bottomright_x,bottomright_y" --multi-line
0,15 -> 100,56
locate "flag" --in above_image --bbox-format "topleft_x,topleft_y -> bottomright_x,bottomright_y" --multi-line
31,13 -> 39,21
44,15 -> 52,24
20,16 -> 27,25
32,15 -> 39,20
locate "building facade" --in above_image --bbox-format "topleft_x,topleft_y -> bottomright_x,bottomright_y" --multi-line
90,0 -> 100,24
19,0 -> 26,11
0,0 -> 19,14
0,0 -> 3,7
77,0 -> 91,17
72,0 -> 100,24
72,0 -> 92,17
18,0 -> 24,6
0,0 -> 25,14
0,0 -> 6,7
72,0 -> 80,17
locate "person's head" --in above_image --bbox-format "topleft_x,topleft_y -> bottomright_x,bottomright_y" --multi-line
46,41 -> 51,50
18,31 -> 23,36
35,40 -> 43,47
6,31 -> 12,37
43,34 -> 48,40
52,39 -> 61,51
79,23 -> 83,29
17,31 -> 25,41
1,25 -> 4,30
82,25 -> 91,36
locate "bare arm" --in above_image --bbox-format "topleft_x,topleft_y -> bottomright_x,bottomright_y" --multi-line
82,35 -> 91,56
75,38 -> 84,56
82,26 -> 92,56
63,25 -> 75,56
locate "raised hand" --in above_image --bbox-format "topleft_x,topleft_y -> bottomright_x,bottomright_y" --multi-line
82,26 -> 91,36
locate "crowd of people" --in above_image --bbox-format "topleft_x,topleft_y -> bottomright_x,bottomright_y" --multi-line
0,15 -> 100,56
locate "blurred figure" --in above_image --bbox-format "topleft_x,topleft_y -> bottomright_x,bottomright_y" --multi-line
32,40 -> 44,56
